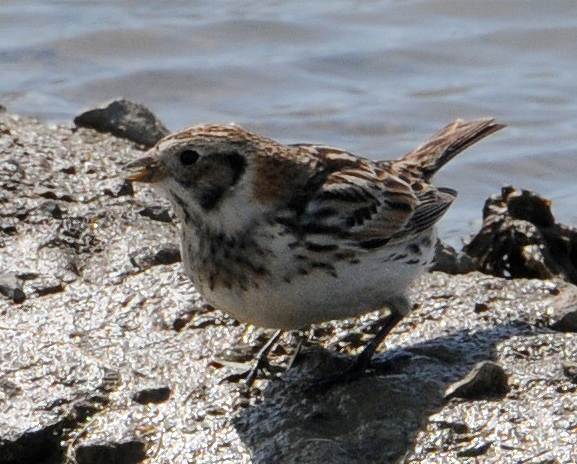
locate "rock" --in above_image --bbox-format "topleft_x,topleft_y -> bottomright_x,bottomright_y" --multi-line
104,179 -> 134,197
74,99 -> 170,147
132,385 -> 171,404
39,200 -> 64,219
457,441 -> 492,457
549,284 -> 577,332
444,361 -> 509,400
562,362 -> 577,383
0,421 -> 68,464
0,272 -> 25,303
431,240 -> 476,274
129,244 -> 181,270
74,440 -> 146,464
31,277 -> 64,296
138,206 -> 172,223
464,186 -> 577,284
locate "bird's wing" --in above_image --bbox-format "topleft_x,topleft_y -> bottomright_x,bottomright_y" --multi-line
282,147 -> 456,249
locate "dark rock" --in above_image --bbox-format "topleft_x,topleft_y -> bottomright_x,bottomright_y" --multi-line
31,277 -> 64,296
474,302 -> 490,313
138,206 -> 172,223
457,441 -> 492,457
562,362 -> 577,383
431,240 -> 476,274
34,187 -> 76,202
40,200 -> 64,219
74,99 -> 170,147
14,208 -> 28,220
549,285 -> 577,332
444,361 -> 509,400
132,385 -> 171,404
15,271 -> 39,280
0,421 -> 68,464
0,272 -> 25,303
0,378 -> 22,399
434,420 -> 469,434
104,179 -> 134,197
551,307 -> 577,332
59,165 -> 77,175
75,440 -> 147,464
129,244 -> 181,270
0,221 -> 17,235
464,186 -> 577,284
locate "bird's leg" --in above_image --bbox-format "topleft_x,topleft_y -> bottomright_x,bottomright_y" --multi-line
311,296 -> 410,389
347,311 -> 404,375
244,329 -> 283,387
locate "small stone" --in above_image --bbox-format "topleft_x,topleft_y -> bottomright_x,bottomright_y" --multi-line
550,306 -> 577,332
104,179 -> 134,197
32,277 -> 64,296
0,272 -> 26,303
0,221 -> 17,235
138,206 -> 172,223
74,99 -> 170,147
129,244 -> 181,270
562,362 -> 577,383
59,165 -> 76,174
434,420 -> 469,434
431,240 -> 476,275
457,441 -> 492,457
474,302 -> 490,313
39,201 -> 64,219
75,440 -> 146,464
445,361 -> 509,400
132,385 -> 171,404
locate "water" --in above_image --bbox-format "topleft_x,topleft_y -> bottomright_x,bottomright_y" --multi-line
2,0 -> 576,245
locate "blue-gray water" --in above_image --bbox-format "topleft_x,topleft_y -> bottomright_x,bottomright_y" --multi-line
2,0 -> 576,246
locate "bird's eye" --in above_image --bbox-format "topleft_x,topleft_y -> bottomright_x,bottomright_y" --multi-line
179,150 -> 199,165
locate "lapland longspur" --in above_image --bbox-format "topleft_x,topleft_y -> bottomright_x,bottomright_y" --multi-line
126,118 -> 504,378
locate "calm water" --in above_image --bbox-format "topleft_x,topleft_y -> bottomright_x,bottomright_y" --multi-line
2,0 -> 576,245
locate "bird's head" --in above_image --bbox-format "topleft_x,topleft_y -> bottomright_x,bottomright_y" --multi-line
125,124 -> 313,232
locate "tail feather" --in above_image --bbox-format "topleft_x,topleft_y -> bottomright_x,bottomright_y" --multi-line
396,118 -> 505,180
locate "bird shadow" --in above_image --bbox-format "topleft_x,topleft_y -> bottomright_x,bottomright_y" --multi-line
232,318 -> 541,464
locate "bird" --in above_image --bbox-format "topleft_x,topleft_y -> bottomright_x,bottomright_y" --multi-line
126,118 -> 504,384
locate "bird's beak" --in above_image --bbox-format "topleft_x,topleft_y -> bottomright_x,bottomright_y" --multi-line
124,156 -> 164,183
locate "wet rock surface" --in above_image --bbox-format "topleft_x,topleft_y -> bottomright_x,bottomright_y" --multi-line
1,108 -> 577,463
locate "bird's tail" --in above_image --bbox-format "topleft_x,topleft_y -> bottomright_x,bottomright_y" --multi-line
396,118 -> 505,181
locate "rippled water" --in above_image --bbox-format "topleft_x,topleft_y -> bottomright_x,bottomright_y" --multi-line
2,0 -> 576,245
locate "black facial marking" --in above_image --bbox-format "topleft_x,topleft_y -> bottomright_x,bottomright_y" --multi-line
224,152 -> 246,187
199,185 -> 226,211
197,152 -> 246,211
407,243 -> 421,255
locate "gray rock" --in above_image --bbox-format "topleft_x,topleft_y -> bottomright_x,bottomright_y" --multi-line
444,361 -> 509,400
431,239 -> 476,274
0,272 -> 25,303
74,99 -> 170,147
